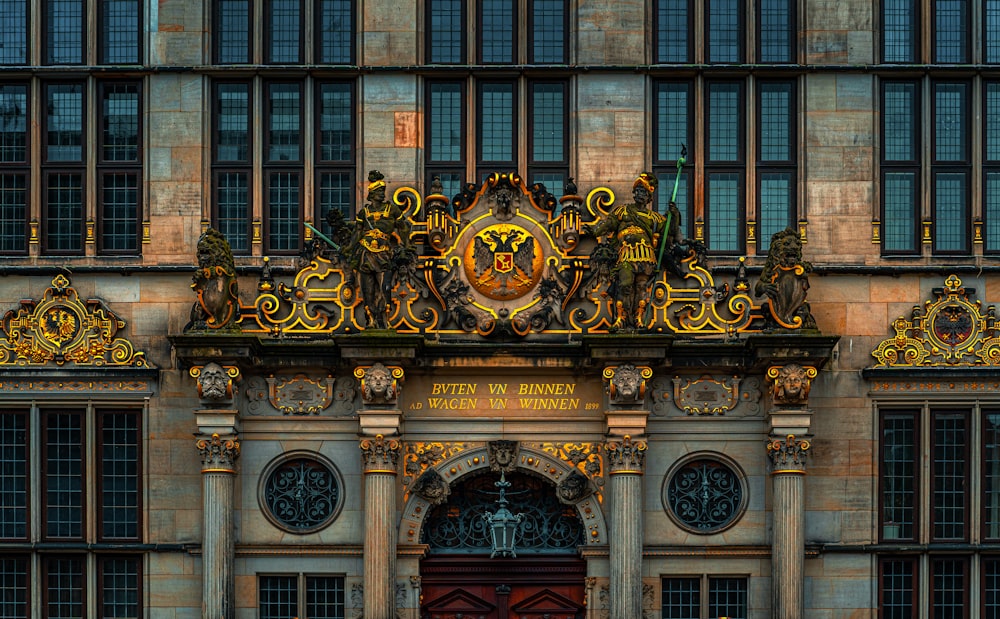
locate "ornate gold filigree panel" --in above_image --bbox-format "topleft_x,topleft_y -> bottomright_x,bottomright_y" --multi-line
1,275 -> 149,367
872,275 -> 1000,367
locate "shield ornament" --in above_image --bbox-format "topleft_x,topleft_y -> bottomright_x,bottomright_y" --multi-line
495,252 -> 514,273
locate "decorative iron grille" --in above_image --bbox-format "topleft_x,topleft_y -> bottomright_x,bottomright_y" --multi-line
666,458 -> 745,533
263,457 -> 340,533
423,472 -> 584,553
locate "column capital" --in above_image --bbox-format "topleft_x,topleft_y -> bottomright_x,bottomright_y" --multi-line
196,432 -> 241,473
360,434 -> 401,474
605,435 -> 647,475
766,434 -> 810,474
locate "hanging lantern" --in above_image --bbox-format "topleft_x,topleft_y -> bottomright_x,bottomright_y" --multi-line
482,472 -> 524,558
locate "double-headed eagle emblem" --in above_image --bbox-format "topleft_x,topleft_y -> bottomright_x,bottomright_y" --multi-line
470,225 -> 538,299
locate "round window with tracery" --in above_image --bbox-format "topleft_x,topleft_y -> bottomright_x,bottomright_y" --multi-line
259,453 -> 343,534
663,455 -> 747,534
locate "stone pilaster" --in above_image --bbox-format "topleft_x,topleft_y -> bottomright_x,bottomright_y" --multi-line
361,434 -> 401,619
195,432 -> 240,619
605,435 -> 646,619
767,434 -> 809,619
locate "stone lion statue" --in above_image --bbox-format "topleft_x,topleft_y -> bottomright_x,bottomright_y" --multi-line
754,228 -> 816,330
186,228 -> 241,332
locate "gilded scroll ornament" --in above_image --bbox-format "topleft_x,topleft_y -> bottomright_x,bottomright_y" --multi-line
872,275 -> 1000,367
766,434 -> 810,472
605,435 -> 647,474
539,442 -> 604,489
355,363 -> 404,406
190,363 -> 239,403
603,364 -> 653,405
402,442 -> 467,485
0,274 -> 149,367
360,434 -> 401,472
766,364 -> 817,406
196,433 -> 241,471
673,374 -> 741,415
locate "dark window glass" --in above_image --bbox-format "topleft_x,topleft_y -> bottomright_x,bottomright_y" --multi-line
656,0 -> 690,63
266,83 -> 301,163
931,558 -> 967,616
530,0 -> 565,63
932,412 -> 967,540
758,81 -> 795,251
267,0 -> 301,63
263,458 -> 340,532
666,459 -> 745,533
758,0 -> 793,62
706,82 -> 742,162
706,172 -> 742,253
988,0 -> 1000,63
481,0 -> 514,63
933,172 -> 968,253
99,556 -> 140,619
880,558 -> 915,616
931,83 -> 969,253
46,0 -> 84,64
654,81 -> 691,238
706,0 -> 741,63
934,0 -> 968,63
882,413 -> 917,541
215,83 -> 250,162
100,413 -> 139,540
883,0 -> 918,62
214,172 -> 250,253
0,0 -> 27,64
45,557 -> 84,618
266,171 -> 301,252
759,173 -> 793,248
0,85 -> 27,163
317,171 -> 353,229
884,83 -> 918,162
44,412 -> 83,539
661,577 -> 699,618
985,558 -> 1000,616
934,83 -> 968,162
708,577 -> 747,618
986,412 -> 1000,539
428,81 -> 463,163
101,0 -> 140,63
478,82 -> 515,166
0,412 -> 27,539
988,82 -> 1000,161
46,84 -> 84,163
100,172 -> 139,253
987,171 -> 1000,254
44,173 -> 84,253
102,83 -> 140,163
986,82 -> 1000,253
260,576 -> 298,619
0,557 -> 27,618
881,82 -> 919,254
216,0 -> 250,63
318,82 -> 352,162
306,576 -> 345,619
317,0 -> 352,63
530,82 -> 566,163
428,0 -> 463,63
0,174 -> 27,254
759,82 -> 793,162
882,171 -> 919,253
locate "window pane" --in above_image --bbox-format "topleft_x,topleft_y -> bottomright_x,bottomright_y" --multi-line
46,413 -> 83,538
661,577 -> 699,619
427,172 -> 463,203
259,576 -> 297,619
306,576 -> 345,619
531,82 -> 565,163
932,558 -> 966,617
267,83 -> 301,162
935,0 -> 968,62
987,172 -> 1000,253
0,174 -> 26,253
429,82 -> 463,163
656,82 -> 690,162
934,83 -> 967,162
46,557 -> 84,618
428,0 -> 463,63
101,0 -> 139,63
883,0 -> 917,61
987,82 -> 1000,162
933,412 -> 967,540
267,0 -> 300,63
882,172 -> 918,253
760,82 -> 793,162
46,0 -> 83,63
45,173 -> 84,253
0,0 -> 27,63
656,170 -> 689,238
759,0 -> 792,62
101,413 -> 139,539
883,82 -> 917,162
985,558 -> 1000,617
47,84 -> 84,162
881,559 -> 915,617
317,0 -> 352,63
882,413 -> 916,539
217,0 -> 250,63
708,577 -> 747,619
102,83 -> 140,162
481,0 -> 513,63
707,0 -> 741,63
479,82 -> 514,163
318,171 -> 352,232
0,85 -> 27,162
101,173 -> 139,253
0,557 -> 27,619
268,171 -> 300,251
988,1 -> 1000,63
656,0 -> 689,62
986,414 -> 1000,538
531,0 -> 565,63
0,413 -> 26,539
933,172 -> 968,253
216,172 -> 249,253
707,172 -> 741,252
707,83 -> 741,162
318,83 -> 352,162
101,557 -> 140,619
759,173 -> 793,250
529,172 -> 564,196
216,84 -> 250,162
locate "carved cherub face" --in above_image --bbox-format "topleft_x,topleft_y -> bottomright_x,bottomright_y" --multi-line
199,364 -> 229,400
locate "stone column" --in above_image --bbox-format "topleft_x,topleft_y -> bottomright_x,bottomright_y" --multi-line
605,435 -> 646,619
361,434 -> 401,619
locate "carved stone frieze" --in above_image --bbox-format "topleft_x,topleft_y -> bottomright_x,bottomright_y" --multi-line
538,442 -> 604,490
767,364 -> 817,407
355,363 -> 403,406
487,439 -> 520,472
603,364 -> 653,405
360,434 -> 401,473
766,434 -> 810,472
409,468 -> 450,505
190,363 -> 239,404
402,442 -> 467,485
605,435 -> 647,474
196,433 -> 241,472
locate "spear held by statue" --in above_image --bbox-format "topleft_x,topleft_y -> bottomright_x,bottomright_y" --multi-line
657,143 -> 687,271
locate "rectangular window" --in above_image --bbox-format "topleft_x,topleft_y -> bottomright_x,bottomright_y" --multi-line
316,81 -> 355,228
426,80 -> 465,199
661,577 -> 699,618
934,0 -> 969,62
0,83 -> 28,255
705,81 -> 744,253
984,411 -> 1000,540
44,411 -> 84,540
45,0 -> 84,64
216,0 -> 251,63
0,557 -> 28,618
480,0 -> 515,63
881,81 -> 920,254
653,81 -> 692,237
100,0 -> 141,63
265,82 -> 302,254
213,82 -> 251,253
316,0 -> 353,63
931,558 -> 967,614
0,0 -> 27,64
706,0 -> 742,63
99,412 -> 139,540
987,0 -> 1000,63
528,80 -> 567,191
267,0 -> 302,63
42,81 -> 89,254
529,0 -> 566,63
477,81 -> 516,177
655,0 -> 691,63
931,411 -> 968,541
986,82 -> 1000,253
883,0 -> 919,62
44,172 -> 84,254
661,576 -> 748,619
427,0 -> 464,63
880,558 -> 916,616
932,82 -> 970,254
215,171 -> 251,253
0,412 -> 27,539
757,0 -> 794,62
259,575 -> 345,619
881,412 -> 917,541
99,82 -> 141,254
757,81 -> 795,250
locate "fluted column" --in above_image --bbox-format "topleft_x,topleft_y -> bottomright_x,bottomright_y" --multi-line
767,434 -> 809,619
606,435 -> 646,619
361,434 -> 401,619
196,432 -> 240,619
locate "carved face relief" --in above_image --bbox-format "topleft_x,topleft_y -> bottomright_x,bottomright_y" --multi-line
556,471 -> 592,504
773,364 -> 811,405
411,469 -> 450,505
608,364 -> 647,404
488,440 -> 519,472
198,363 -> 230,401
362,363 -> 394,403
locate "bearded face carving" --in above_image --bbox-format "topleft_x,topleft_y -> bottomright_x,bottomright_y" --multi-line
488,440 -> 519,472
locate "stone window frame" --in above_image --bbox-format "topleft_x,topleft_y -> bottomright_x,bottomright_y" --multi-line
258,573 -> 346,619
661,450 -> 748,536
257,449 -> 345,535
660,574 -> 749,618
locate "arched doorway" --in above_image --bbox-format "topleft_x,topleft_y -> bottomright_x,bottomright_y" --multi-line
419,470 -> 587,619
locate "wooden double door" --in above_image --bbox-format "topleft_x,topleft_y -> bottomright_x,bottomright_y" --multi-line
419,555 -> 587,619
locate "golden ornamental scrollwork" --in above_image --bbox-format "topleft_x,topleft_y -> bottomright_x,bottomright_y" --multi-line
673,375 -> 741,415
604,435 -> 647,475
360,434 -> 401,473
766,434 -> 810,472
196,433 -> 241,472
402,442 -> 467,486
1,274 -> 149,368
267,373 -> 337,415
872,274 -> 1000,367
539,442 -> 605,491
